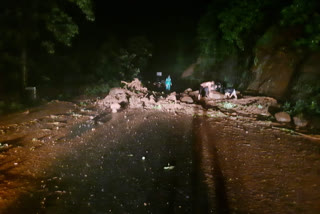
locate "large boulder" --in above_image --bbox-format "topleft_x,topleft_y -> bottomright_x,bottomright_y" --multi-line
275,112 -> 291,123
181,63 -> 197,78
246,27 -> 302,99
290,52 -> 320,103
246,48 -> 297,99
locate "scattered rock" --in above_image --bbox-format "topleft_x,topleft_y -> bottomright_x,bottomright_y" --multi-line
149,95 -> 156,103
275,112 -> 291,123
96,79 -> 298,122
110,103 -> 121,113
96,91 -> 128,110
188,90 -> 199,98
184,88 -> 192,93
207,111 -> 227,118
208,91 -> 225,99
293,115 -> 308,128
108,88 -> 127,96
180,96 -> 194,104
129,96 -> 143,109
166,92 -> 177,103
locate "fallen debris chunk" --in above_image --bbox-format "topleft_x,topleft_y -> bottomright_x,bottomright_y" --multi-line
180,96 -> 193,104
121,78 -> 148,93
110,103 -> 121,113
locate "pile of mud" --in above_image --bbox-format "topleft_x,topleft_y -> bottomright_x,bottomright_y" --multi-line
95,79 -> 320,133
96,79 -> 277,117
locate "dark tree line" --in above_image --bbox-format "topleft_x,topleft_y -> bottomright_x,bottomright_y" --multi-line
195,0 -> 320,114
196,0 -> 320,74
1,0 -> 319,115
0,0 -> 94,95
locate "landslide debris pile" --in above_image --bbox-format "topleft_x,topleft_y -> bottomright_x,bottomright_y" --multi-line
96,78 -> 203,115
95,79 -> 281,120
95,78 -> 320,131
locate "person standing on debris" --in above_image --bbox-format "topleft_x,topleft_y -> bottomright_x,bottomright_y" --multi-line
165,75 -> 172,91
198,81 -> 215,100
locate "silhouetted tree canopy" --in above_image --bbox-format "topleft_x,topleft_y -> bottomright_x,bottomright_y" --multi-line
0,0 -> 94,90
197,0 -> 320,60
1,0 -> 94,53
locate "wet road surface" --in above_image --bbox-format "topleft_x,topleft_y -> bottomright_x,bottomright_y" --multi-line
1,108 -> 320,213
3,111 -> 195,214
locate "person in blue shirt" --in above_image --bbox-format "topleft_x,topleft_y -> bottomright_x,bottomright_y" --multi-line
165,75 -> 172,91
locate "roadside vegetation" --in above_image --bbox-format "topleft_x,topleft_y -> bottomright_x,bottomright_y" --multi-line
195,0 -> 320,116
1,0 -> 319,118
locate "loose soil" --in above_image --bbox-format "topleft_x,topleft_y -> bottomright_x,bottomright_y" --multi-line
0,99 -> 320,213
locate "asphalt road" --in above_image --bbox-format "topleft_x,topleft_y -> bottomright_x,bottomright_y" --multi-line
1,108 -> 320,213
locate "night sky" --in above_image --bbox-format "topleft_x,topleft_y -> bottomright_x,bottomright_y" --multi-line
71,0 -> 209,81
94,0 -> 209,35
78,0 -> 210,48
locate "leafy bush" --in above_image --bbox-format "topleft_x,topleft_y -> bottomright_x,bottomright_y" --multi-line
0,100 -> 26,115
195,0 -> 320,90
218,0 -> 264,51
280,0 -> 320,50
283,101 -> 292,114
85,83 -> 111,96
84,80 -> 121,96
288,75 -> 320,115
283,99 -> 320,116
91,36 -> 152,83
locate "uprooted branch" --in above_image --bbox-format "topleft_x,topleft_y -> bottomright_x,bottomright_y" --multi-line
121,78 -> 148,93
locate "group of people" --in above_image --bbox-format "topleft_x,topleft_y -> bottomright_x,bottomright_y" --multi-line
156,76 -> 237,100
198,81 -> 237,100
153,75 -> 172,91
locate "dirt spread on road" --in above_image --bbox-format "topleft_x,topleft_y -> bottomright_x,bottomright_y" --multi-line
0,99 -> 319,213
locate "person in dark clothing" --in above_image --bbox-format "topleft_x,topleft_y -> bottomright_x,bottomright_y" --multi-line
198,81 -> 215,100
